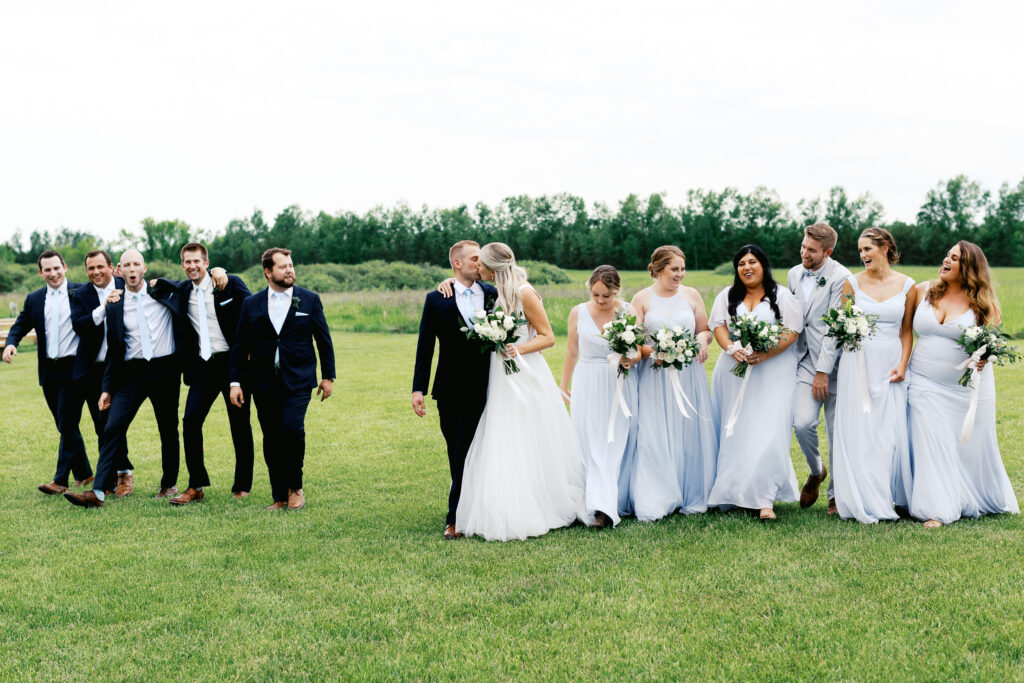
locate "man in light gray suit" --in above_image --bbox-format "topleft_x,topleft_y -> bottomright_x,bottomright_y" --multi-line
787,223 -> 851,514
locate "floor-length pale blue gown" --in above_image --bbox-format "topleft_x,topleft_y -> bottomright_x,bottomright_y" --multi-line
707,286 -> 803,510
569,303 -> 638,527
832,275 -> 914,524
906,284 -> 1019,524
629,290 -> 718,521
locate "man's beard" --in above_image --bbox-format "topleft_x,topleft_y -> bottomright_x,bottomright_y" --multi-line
271,274 -> 294,288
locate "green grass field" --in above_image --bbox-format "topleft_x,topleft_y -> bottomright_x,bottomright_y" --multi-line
1,332 -> 1023,680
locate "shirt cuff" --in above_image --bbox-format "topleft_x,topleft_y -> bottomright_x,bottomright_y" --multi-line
229,381 -> 240,387
92,305 -> 107,325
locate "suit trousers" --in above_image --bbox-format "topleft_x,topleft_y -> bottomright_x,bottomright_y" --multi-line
436,399 -> 485,525
253,373 -> 310,502
82,362 -> 132,490
94,357 -> 181,493
41,357 -> 92,487
793,378 -> 838,499
182,353 -> 254,491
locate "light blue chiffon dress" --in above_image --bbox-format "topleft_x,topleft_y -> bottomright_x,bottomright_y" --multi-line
629,290 -> 718,521
831,275 -> 914,524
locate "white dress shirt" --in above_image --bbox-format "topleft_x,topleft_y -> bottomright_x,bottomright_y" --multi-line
123,283 -> 175,360
44,281 -> 79,359
188,275 -> 229,355
90,279 -> 116,362
801,262 -> 825,300
269,287 -> 293,367
453,279 -> 484,325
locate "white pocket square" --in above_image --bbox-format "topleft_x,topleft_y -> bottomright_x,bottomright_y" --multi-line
295,311 -> 309,317
219,298 -> 233,306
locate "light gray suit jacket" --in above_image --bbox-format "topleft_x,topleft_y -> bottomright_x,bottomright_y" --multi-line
787,257 -> 852,385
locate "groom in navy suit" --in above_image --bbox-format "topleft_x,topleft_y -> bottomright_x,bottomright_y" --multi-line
411,240 -> 497,539
229,247 -> 335,511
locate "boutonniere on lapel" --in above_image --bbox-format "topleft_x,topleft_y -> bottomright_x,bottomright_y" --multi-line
68,286 -> 77,300
816,276 -> 827,288
484,290 -> 497,312
291,295 -> 301,310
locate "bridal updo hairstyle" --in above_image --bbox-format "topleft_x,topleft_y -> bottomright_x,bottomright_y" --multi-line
648,245 -> 685,278
859,227 -> 900,264
727,244 -> 782,321
588,265 -> 620,291
928,240 -> 1000,326
480,242 -> 530,314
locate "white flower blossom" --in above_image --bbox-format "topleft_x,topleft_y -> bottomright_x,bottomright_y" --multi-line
621,330 -> 636,345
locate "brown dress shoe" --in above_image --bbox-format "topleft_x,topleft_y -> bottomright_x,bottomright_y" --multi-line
64,490 -> 104,508
826,498 -> 838,515
169,488 -> 204,506
266,501 -> 287,511
443,524 -> 464,539
799,466 -> 828,508
232,491 -> 250,499
156,487 -> 178,499
287,489 -> 305,510
38,482 -> 69,495
74,476 -> 95,488
114,473 -> 134,498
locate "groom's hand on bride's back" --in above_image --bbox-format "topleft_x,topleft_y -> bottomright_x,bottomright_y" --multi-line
411,391 -> 427,417
437,278 -> 455,297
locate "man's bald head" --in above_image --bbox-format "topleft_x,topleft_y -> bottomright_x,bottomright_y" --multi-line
118,248 -> 148,292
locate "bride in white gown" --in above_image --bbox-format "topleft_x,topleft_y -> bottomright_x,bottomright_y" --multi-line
455,242 -> 586,541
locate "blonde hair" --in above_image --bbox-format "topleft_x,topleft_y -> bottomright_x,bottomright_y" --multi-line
480,242 -> 529,313
805,223 -> 838,252
647,245 -> 685,278
928,240 -> 1000,325
859,228 -> 900,264
448,240 -> 479,268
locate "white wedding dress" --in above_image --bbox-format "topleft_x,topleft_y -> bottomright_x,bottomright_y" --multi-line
456,286 -> 587,541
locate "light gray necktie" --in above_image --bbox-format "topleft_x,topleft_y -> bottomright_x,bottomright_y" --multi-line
462,288 -> 475,323
196,286 -> 212,360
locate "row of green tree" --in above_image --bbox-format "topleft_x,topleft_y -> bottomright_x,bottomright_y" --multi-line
4,175 -> 1023,272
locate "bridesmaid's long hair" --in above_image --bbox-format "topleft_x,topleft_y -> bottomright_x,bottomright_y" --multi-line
480,242 -> 530,313
727,244 -> 782,321
928,240 -> 1000,325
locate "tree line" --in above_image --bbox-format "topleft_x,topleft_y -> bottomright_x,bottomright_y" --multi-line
4,175 -> 1023,273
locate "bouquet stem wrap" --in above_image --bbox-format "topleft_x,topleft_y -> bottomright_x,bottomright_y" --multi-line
956,344 -> 986,444
606,353 -> 632,443
724,341 -> 753,437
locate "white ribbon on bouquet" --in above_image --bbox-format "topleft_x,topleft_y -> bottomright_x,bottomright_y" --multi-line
955,344 -> 987,444
668,370 -> 704,421
723,341 -> 754,437
605,352 -> 633,443
857,351 -> 871,414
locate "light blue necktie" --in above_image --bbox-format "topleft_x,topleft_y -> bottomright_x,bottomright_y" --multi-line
46,289 -> 61,358
133,292 -> 154,360
196,286 -> 212,360
462,288 -> 475,323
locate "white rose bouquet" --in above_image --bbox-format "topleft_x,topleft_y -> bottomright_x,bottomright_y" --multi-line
955,324 -> 1021,388
822,297 -> 879,353
727,313 -> 791,378
599,310 -> 648,378
461,307 -> 529,375
650,326 -> 702,372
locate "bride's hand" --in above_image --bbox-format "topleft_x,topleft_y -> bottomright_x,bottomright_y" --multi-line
500,344 -> 520,360
437,278 -> 455,297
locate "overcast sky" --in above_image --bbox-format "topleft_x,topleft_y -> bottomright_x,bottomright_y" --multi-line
1,0 -> 1022,244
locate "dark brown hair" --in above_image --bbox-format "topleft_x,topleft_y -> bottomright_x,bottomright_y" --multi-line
587,265 -> 620,291
37,249 -> 65,270
261,247 -> 292,272
647,245 -> 685,278
859,228 -> 900,264
84,250 -> 113,266
928,241 -> 1000,326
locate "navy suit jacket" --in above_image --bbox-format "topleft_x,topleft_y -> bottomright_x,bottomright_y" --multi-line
101,286 -> 182,394
150,274 -> 251,385
229,286 -> 336,393
70,277 -> 126,380
6,281 -> 90,386
412,283 -> 497,405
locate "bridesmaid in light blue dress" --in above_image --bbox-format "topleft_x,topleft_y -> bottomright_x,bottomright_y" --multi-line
627,246 -> 718,521
707,245 -> 803,520
906,241 -> 1019,528
831,229 -> 916,524
559,266 -> 639,528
